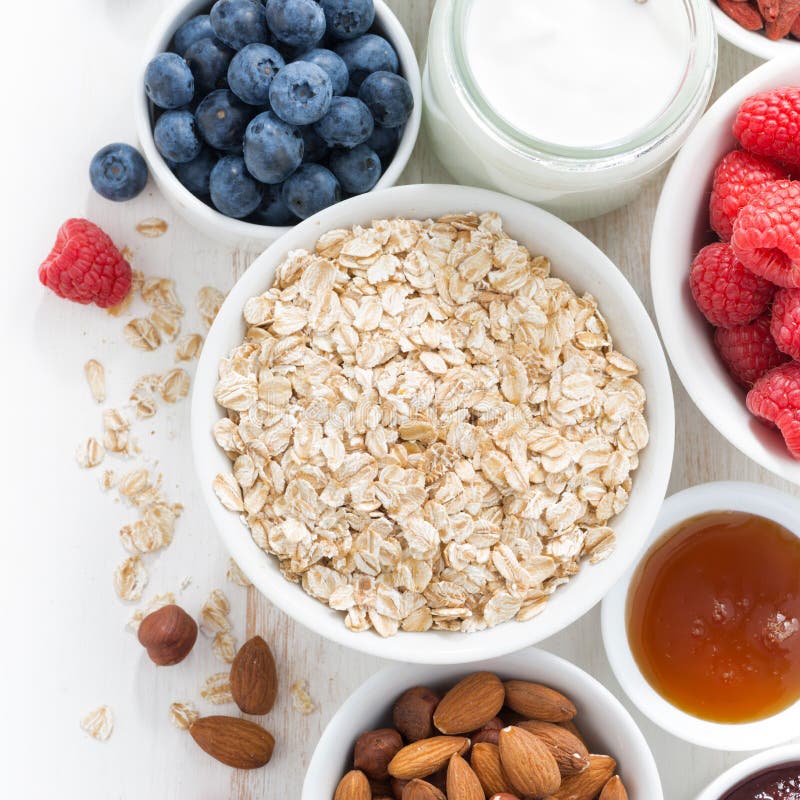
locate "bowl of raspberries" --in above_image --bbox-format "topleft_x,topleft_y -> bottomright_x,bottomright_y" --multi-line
135,0 -> 420,245
653,54 -> 800,484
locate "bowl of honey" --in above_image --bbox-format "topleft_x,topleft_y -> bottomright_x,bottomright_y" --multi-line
601,481 -> 800,750
695,744 -> 800,800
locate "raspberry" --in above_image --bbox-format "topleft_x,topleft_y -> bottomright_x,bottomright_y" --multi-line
714,315 -> 789,387
771,287 -> 800,359
689,242 -> 775,327
731,180 -> 800,288
746,362 -> 800,459
708,149 -> 788,241
38,219 -> 131,308
733,86 -> 800,166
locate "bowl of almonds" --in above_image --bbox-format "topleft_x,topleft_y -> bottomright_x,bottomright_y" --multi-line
192,183 -> 675,663
303,649 -> 663,800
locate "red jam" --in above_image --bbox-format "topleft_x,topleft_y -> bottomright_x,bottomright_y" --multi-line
722,763 -> 800,799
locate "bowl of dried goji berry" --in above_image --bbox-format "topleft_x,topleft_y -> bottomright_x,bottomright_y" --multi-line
712,1 -> 800,60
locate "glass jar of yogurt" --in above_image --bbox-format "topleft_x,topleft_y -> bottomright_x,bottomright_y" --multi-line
423,0 -> 717,221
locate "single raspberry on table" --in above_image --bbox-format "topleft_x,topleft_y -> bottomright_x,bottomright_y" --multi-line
731,180 -> 800,287
689,242 -> 775,327
771,287 -> 800,359
733,86 -> 800,165
715,315 -> 789,387
708,149 -> 788,241
746,362 -> 800,459
38,218 -> 131,308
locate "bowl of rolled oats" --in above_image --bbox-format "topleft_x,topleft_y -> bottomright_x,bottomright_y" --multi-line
192,184 -> 675,663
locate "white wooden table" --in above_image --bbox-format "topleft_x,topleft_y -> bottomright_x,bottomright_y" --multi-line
4,2 -> 797,797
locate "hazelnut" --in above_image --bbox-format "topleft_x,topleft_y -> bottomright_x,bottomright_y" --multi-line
393,687 -> 441,742
354,728 -> 404,780
137,604 -> 198,666
470,715 -> 503,745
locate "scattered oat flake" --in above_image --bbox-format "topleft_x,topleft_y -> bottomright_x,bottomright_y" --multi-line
76,437 -> 105,469
169,702 -> 199,730
176,332 -> 203,361
127,592 -> 176,632
212,631 -> 238,664
130,375 -> 159,419
197,286 -> 225,328
124,318 -> 161,351
160,368 -> 190,403
200,589 -> 231,635
180,575 -> 192,591
80,705 -> 114,741
84,359 -> 106,403
136,217 -> 168,238
201,672 -> 234,705
291,680 -> 318,715
99,469 -> 117,491
113,555 -> 149,601
226,557 -> 252,588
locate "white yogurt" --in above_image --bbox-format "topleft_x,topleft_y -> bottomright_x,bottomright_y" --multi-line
464,0 -> 691,149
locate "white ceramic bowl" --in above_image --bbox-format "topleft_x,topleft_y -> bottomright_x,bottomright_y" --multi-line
192,183 -> 675,663
302,650 -> 664,800
652,54 -> 800,486
711,2 -> 799,61
602,480 -> 800,751
695,744 -> 800,799
134,0 -> 422,248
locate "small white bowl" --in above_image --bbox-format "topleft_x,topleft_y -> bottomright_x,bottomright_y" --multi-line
134,0 -> 422,248
695,744 -> 800,799
191,183 -> 675,664
302,650 -> 664,800
711,2 -> 800,61
602,480 -> 800,751
651,54 -> 800,486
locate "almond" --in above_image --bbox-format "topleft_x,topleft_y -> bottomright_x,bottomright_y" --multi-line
189,715 -> 275,769
550,754 -> 617,800
516,720 -> 590,776
388,736 -> 470,780
599,775 -> 629,800
503,680 -> 577,722
401,779 -> 446,800
334,770 -> 371,800
446,753 -> 484,800
558,719 -> 588,747
434,672 -> 505,734
230,636 -> 278,715
470,742 -> 514,797
498,725 -> 561,798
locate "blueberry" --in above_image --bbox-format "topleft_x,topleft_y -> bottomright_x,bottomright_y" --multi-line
358,71 -> 412,128
297,48 -> 349,96
269,61 -> 332,125
227,44 -> 285,105
172,147 -> 218,195
210,155 -> 263,217
154,110 -> 203,163
265,0 -> 326,49
195,89 -> 253,152
243,111 -> 304,183
366,124 -> 399,163
314,96 -> 373,148
320,0 -> 375,40
328,144 -> 380,194
335,34 -> 398,92
184,37 -> 235,95
282,163 -> 341,219
249,182 -> 298,225
210,0 -> 268,49
144,53 -> 195,110
89,143 -> 148,202
173,14 -> 215,56
301,125 -> 330,163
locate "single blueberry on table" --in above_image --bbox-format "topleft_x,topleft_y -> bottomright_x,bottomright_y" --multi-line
249,182 -> 298,225
89,143 -> 148,202
227,43 -> 285,105
265,0 -> 326,49
269,61 -> 332,126
172,147 -> 218,196
366,124 -> 399,164
173,14 -> 215,56
297,48 -> 349,96
154,110 -> 203,163
210,155 -> 263,218
282,163 -> 341,219
329,144 -> 381,194
144,53 -> 195,110
210,0 -> 268,50
336,34 -> 398,92
243,111 -> 304,183
301,125 -> 330,163
320,0 -> 375,41
195,89 -> 253,152
358,71 -> 413,128
184,37 -> 235,96
314,96 -> 373,148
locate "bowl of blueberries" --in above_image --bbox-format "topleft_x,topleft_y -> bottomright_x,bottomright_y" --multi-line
134,0 -> 421,245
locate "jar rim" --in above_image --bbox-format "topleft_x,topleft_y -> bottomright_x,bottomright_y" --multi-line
447,0 -> 718,168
